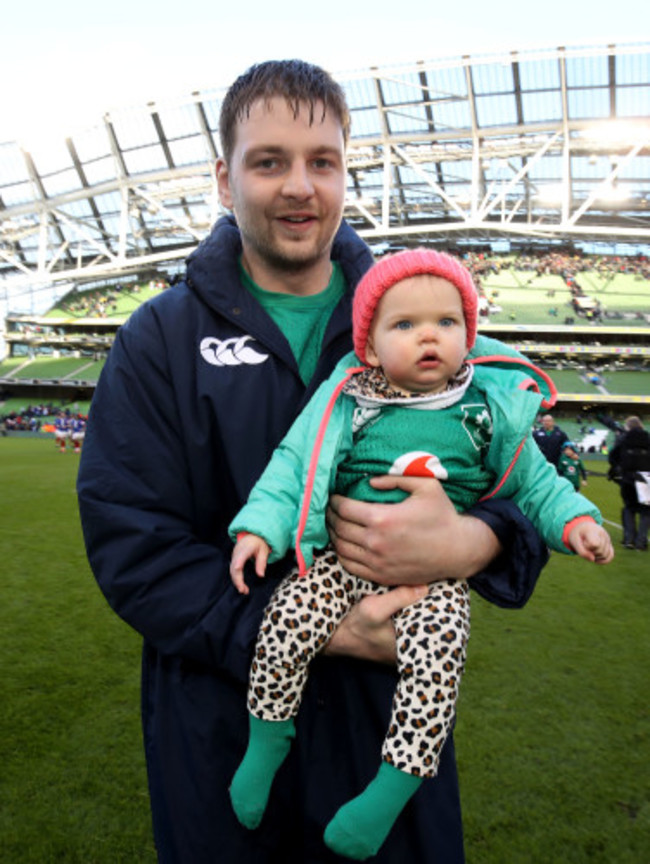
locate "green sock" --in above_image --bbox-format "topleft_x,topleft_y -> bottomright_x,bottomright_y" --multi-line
324,761 -> 423,860
229,714 -> 295,829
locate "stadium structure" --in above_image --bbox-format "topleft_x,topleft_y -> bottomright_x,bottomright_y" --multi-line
1,42 -> 649,442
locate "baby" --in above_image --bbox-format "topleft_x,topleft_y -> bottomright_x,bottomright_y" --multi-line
228,249 -> 613,860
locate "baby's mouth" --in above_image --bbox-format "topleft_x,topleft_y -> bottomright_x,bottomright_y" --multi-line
418,352 -> 440,367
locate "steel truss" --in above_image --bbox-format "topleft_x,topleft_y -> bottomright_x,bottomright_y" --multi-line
1,43 -> 649,297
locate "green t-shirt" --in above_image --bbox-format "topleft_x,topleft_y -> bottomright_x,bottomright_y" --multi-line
239,261 -> 345,385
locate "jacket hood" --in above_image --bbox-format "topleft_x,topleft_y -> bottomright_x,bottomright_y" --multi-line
469,334 -> 557,410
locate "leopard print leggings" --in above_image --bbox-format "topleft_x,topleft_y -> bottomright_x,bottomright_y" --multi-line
247,545 -> 471,779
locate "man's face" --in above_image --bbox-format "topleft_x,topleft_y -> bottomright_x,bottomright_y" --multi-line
216,97 -> 347,288
542,416 -> 554,432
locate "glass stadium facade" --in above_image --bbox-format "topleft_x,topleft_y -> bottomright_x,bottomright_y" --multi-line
0,42 -> 649,308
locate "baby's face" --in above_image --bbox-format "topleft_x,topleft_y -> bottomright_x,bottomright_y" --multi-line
365,275 -> 467,394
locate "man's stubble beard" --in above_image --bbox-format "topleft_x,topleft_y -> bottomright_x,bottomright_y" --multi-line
244,229 -> 338,275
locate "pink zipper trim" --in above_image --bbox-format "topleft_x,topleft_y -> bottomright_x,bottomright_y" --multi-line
479,433 -> 528,501
472,353 -> 558,499
294,366 -> 365,576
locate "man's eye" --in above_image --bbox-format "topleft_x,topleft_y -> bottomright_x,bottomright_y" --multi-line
257,158 -> 279,170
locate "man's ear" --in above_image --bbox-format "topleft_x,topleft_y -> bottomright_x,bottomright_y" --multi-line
216,158 -> 233,210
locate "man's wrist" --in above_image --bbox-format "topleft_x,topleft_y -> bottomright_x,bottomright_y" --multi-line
455,513 -> 502,580
466,498 -> 549,608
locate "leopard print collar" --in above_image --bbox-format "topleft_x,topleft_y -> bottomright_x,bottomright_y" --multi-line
343,362 -> 474,411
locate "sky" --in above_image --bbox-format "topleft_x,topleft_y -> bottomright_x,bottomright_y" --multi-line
0,0 -> 647,145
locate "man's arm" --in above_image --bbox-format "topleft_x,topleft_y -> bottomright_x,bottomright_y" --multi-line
323,475 -> 548,664
327,475 -> 502,583
77,310 -> 277,683
327,474 -> 548,603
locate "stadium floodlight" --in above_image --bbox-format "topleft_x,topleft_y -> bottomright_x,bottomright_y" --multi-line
536,184 -> 565,204
597,184 -> 629,203
581,121 -> 649,147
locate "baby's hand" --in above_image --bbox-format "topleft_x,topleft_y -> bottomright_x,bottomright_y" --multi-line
568,521 -> 614,565
230,533 -> 271,595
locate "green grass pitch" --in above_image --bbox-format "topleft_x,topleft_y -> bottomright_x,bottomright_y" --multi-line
1,437 -> 648,862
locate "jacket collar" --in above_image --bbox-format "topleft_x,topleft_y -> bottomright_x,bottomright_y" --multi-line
185,215 -> 373,313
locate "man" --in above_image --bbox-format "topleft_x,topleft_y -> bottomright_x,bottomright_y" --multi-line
533,413 -> 569,467
608,416 -> 650,550
78,60 -> 548,864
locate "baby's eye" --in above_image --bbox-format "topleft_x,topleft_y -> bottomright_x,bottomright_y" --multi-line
439,317 -> 456,328
395,320 -> 412,330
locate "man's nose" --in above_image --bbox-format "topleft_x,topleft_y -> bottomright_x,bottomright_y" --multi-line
281,161 -> 314,198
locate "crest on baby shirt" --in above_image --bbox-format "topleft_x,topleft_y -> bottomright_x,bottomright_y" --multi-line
460,402 -> 493,452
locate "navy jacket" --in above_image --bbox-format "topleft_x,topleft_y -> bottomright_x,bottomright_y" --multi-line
77,216 -> 548,863
532,424 -> 569,467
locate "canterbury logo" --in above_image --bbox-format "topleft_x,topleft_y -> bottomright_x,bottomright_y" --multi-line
200,335 -> 269,367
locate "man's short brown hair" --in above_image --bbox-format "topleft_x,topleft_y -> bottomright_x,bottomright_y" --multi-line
218,59 -> 350,164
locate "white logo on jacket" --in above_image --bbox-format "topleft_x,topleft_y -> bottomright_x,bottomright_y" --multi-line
200,336 -> 269,367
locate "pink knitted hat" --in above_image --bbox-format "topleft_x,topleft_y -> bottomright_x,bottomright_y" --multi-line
352,248 -> 479,364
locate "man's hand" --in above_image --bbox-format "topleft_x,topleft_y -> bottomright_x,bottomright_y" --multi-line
327,475 -> 501,585
323,585 -> 427,665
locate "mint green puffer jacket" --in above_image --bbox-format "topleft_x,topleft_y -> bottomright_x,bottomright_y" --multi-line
229,335 -> 600,574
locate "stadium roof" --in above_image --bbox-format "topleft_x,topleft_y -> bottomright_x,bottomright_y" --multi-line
1,42 -> 649,297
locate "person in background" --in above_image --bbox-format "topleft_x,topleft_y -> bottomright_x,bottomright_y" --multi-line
54,410 -> 71,453
70,414 -> 86,454
77,59 -> 550,864
557,441 -> 587,490
533,413 -> 569,467
608,416 -> 650,551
